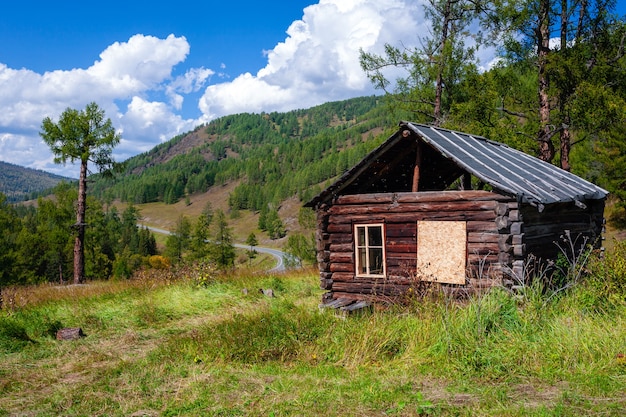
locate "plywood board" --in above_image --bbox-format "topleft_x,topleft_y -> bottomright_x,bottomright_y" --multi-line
417,221 -> 467,284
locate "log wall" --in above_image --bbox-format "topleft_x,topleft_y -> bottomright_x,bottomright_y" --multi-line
315,191 -> 519,301
519,199 -> 605,276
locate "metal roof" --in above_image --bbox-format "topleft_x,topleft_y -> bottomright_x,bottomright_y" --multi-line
306,122 -> 608,209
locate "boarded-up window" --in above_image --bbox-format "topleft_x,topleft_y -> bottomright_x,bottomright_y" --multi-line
354,224 -> 386,277
416,221 -> 466,284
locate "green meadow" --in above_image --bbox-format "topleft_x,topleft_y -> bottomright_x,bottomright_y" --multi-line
1,246 -> 625,416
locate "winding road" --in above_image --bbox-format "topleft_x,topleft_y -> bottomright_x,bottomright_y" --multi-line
141,225 -> 288,272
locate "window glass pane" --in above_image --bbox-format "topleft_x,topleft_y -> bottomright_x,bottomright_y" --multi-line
369,248 -> 383,274
357,248 -> 367,274
368,226 -> 382,246
357,226 -> 366,246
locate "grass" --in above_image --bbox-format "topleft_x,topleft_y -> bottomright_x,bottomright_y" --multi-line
1,262 -> 625,416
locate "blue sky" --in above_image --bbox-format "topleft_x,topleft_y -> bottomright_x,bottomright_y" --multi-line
1,1 -> 624,177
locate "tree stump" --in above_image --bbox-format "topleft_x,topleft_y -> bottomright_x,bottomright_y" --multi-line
56,327 -> 85,340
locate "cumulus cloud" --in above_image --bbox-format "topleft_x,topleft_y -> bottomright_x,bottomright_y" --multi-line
8,1 -> 495,178
0,34 -> 202,177
199,0 -> 427,118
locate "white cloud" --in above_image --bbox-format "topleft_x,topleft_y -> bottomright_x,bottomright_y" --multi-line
2,0 -> 502,179
118,97 -> 197,158
0,34 -> 201,177
199,0 -> 427,118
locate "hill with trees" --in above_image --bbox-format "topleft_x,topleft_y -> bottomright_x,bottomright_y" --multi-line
0,161 -> 71,203
90,95 -> 396,210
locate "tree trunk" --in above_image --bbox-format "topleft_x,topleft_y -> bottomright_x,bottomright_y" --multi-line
74,159 -> 88,284
434,0 -> 452,126
558,0 -> 571,171
536,0 -> 554,162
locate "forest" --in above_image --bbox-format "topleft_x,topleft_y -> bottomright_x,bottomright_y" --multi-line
1,0 -> 625,286
0,161 -> 69,203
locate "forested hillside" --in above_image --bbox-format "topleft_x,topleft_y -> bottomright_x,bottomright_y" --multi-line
90,96 -> 397,209
0,161 -> 71,203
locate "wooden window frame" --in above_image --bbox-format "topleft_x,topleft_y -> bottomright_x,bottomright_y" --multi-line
354,223 -> 386,278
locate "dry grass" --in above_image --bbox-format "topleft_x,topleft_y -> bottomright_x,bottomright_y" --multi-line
114,182 -> 306,248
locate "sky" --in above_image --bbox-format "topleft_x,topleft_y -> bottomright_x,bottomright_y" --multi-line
1,1 -> 624,178
1,0 -> 435,178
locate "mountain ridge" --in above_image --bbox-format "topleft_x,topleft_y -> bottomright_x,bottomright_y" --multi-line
0,160 -> 72,202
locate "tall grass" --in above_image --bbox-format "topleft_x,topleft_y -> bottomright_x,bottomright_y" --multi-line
1,252 -> 625,416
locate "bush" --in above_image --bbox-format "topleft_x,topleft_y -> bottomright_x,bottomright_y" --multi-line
577,241 -> 626,311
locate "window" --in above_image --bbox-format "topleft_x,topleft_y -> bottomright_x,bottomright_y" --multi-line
354,224 -> 386,277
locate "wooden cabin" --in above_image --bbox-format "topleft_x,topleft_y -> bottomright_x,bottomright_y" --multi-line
305,122 -> 608,307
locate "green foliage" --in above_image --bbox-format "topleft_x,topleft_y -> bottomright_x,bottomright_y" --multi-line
1,183 -> 157,285
89,96 -> 391,210
577,240 -> 626,311
0,161 -> 71,203
260,205 -> 286,240
40,102 -> 120,170
208,209 -> 235,269
190,300 -> 330,363
0,316 -> 33,353
284,233 -> 316,267
164,215 -> 192,264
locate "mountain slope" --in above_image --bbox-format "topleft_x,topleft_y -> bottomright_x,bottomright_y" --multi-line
91,96 -> 395,211
0,161 -> 72,202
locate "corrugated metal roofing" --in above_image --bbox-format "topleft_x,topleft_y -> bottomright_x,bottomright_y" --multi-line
306,122 -> 608,208
404,122 -> 608,207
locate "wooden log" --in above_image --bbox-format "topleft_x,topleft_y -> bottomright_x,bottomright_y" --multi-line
510,222 -> 523,235
495,202 -> 509,216
386,242 -> 416,253
496,215 -> 512,231
394,191 -> 513,203
318,261 -> 330,272
412,141 -> 422,192
498,252 -> 512,265
332,272 -> 355,282
512,233 -> 524,245
330,263 -> 354,273
327,223 -> 352,234
329,243 -> 353,253
385,223 -> 417,237
467,221 -> 499,233
330,252 -> 353,263
329,200 -> 499,216
468,242 -> 500,254
469,253 -> 499,263
508,210 -> 521,222
317,250 -> 330,263
320,279 -> 333,290
330,234 -> 353,245
329,210 -> 496,225
468,232 -> 500,243
512,244 -> 526,257
335,191 -> 513,205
